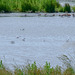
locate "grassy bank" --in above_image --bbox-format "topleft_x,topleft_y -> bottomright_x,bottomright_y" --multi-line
0,60 -> 75,75
0,0 -> 74,13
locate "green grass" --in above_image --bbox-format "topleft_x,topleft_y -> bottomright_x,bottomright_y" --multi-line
0,60 -> 75,75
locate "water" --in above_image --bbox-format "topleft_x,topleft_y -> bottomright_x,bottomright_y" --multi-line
58,0 -> 75,6
0,13 -> 75,70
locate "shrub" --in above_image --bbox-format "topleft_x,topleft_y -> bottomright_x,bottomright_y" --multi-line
21,0 -> 39,12
58,6 -> 64,12
21,1 -> 32,12
42,0 -> 55,13
55,2 -> 61,8
64,3 -> 71,13
0,3 -> 11,13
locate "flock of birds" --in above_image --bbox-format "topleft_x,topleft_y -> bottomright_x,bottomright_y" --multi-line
10,27 -> 70,45
38,13 -> 75,17
10,28 -> 25,44
24,13 -> 75,17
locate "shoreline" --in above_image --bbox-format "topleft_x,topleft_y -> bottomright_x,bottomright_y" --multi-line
0,12 -> 75,17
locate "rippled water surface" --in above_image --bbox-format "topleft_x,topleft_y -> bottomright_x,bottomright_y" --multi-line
0,13 -> 75,70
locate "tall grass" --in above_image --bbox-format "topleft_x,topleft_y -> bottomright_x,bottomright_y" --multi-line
0,60 -> 12,75
14,62 -> 62,75
0,60 -> 75,75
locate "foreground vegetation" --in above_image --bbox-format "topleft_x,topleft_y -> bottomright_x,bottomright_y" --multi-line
0,0 -> 75,13
0,58 -> 75,75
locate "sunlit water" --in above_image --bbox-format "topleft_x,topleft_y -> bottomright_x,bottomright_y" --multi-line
0,13 -> 75,70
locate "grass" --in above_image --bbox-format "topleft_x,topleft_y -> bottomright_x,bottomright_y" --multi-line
0,59 -> 75,75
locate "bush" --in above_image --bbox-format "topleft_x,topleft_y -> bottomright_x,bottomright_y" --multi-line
64,3 -> 71,13
55,2 -> 63,12
55,2 -> 61,8
0,3 -> 11,13
21,0 -> 39,12
58,6 -> 64,12
42,0 -> 55,13
21,1 -> 32,12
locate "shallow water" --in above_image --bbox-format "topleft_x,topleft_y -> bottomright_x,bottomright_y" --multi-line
0,13 -> 75,70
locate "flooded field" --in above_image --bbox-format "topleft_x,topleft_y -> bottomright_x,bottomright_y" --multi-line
0,13 -> 75,70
